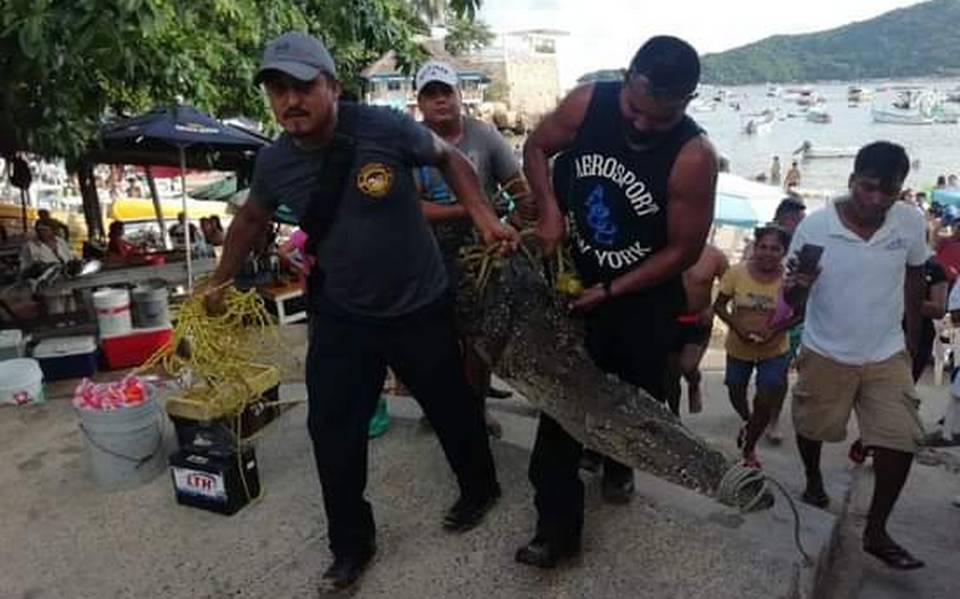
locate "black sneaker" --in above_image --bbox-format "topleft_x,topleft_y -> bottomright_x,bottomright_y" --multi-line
801,484 -> 830,509
514,536 -> 580,569
442,485 -> 501,532
317,545 -> 375,596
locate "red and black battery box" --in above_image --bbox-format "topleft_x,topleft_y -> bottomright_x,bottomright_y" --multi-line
168,445 -> 260,515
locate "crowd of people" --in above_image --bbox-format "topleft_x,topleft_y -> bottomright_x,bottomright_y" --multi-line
193,30 -> 957,594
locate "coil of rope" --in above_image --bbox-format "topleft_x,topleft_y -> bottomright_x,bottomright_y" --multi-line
717,462 -> 813,566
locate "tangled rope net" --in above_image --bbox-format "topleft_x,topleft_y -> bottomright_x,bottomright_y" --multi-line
138,283 -> 281,420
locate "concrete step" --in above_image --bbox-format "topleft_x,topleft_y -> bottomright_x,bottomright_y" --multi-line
812,448 -> 960,599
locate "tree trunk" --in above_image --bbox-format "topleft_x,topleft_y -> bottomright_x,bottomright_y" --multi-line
76,161 -> 104,240
145,166 -> 170,249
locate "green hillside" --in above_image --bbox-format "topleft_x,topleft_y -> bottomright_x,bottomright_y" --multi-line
701,0 -> 960,84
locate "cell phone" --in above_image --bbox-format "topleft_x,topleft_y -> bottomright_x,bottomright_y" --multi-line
796,244 -> 824,274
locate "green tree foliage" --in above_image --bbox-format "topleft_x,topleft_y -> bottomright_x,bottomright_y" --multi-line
0,0 -> 481,161
444,15 -> 494,55
701,0 -> 960,85
410,0 -> 480,25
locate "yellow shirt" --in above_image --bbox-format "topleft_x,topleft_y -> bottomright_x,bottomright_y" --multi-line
718,263 -> 789,361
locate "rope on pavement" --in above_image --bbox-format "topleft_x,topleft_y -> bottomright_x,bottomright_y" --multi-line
717,462 -> 813,565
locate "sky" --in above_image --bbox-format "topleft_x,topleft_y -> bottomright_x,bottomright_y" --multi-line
478,0 -> 927,89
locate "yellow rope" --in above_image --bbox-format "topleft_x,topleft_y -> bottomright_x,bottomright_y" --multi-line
456,229 -> 584,297
137,281 -> 284,505
138,282 -> 279,416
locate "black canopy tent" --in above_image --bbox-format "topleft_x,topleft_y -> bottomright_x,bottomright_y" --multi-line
88,105 -> 270,289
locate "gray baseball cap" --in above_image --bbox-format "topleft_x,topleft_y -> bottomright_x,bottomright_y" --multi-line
254,32 -> 337,84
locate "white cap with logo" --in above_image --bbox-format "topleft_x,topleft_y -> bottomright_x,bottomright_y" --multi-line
415,60 -> 459,94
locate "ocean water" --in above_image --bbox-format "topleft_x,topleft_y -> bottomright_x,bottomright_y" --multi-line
694,79 -> 960,194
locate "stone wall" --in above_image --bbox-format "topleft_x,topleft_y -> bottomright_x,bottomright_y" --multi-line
503,54 -> 560,121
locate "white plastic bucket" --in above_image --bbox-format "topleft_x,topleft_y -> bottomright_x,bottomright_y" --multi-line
131,284 -> 170,329
0,358 -> 45,405
92,288 -> 132,337
75,396 -> 166,490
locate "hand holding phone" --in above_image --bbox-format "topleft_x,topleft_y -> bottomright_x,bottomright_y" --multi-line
796,244 -> 824,275
784,243 -> 822,309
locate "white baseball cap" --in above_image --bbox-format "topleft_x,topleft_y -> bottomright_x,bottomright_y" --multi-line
415,60 -> 459,94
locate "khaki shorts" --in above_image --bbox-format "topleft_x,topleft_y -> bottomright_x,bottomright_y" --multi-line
791,348 -> 924,453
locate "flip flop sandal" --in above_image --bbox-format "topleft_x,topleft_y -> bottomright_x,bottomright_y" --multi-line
863,543 -> 925,570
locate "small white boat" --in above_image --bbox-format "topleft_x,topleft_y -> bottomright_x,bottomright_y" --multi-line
806,108 -> 831,124
766,85 -> 782,98
847,86 -> 873,103
689,98 -> 717,113
795,90 -> 824,107
871,107 -> 935,125
742,110 -> 774,135
794,141 -> 858,160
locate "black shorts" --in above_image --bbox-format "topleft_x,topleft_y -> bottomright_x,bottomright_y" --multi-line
584,293 -> 679,399
674,320 -> 712,350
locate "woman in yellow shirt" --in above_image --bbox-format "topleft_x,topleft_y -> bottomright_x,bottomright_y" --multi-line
714,225 -> 798,467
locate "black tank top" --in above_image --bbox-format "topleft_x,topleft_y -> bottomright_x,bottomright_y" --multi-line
553,81 -> 703,303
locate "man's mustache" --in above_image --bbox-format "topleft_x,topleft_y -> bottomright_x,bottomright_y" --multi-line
284,108 -> 310,118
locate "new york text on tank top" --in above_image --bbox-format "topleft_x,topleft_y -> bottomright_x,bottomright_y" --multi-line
570,152 -> 658,271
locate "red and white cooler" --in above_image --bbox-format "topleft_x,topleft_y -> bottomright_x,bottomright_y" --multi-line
100,325 -> 173,370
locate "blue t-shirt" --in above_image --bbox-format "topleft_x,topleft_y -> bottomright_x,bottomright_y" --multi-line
250,103 -> 449,317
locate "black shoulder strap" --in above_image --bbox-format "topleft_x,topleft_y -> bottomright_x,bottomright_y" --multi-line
299,104 -> 358,258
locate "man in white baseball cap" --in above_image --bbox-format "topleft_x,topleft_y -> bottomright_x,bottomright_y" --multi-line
415,59 -> 459,92
413,60 -> 532,439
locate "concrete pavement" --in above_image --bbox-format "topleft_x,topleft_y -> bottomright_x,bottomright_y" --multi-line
2,338 -> 956,598
3,378 -> 822,599
682,347 -> 960,599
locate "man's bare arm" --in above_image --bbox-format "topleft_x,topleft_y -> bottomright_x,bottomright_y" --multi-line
421,201 -> 468,223
609,137 -> 718,296
921,280 -> 947,319
714,246 -> 730,279
435,144 -> 500,232
208,200 -> 271,288
523,84 -> 593,254
434,144 -> 519,249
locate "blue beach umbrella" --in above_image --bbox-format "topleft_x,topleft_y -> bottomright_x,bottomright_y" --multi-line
714,192 -> 760,228
933,188 -> 960,208
100,105 -> 269,289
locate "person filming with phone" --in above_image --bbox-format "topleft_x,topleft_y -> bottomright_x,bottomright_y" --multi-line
784,142 -> 928,571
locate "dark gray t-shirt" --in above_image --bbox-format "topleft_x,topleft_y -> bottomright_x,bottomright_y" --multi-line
415,117 -> 519,259
250,103 -> 449,318
415,117 -> 518,204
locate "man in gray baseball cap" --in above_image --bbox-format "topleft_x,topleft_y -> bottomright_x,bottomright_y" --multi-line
254,31 -> 338,84
204,31 -> 517,594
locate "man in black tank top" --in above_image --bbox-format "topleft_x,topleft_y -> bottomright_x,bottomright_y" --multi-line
517,36 -> 718,568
